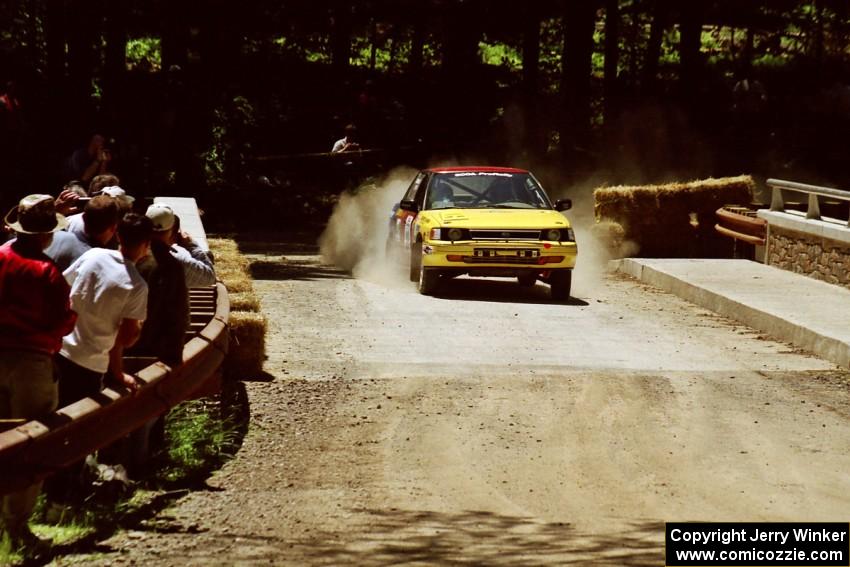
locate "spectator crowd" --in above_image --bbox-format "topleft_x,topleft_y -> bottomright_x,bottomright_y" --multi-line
0,164 -> 216,555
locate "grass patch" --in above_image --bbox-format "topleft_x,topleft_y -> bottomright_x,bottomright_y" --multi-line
155,397 -> 241,485
5,396 -> 245,565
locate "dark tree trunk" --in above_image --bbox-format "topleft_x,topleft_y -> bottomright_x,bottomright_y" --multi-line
441,1 -> 480,78
522,3 -> 541,97
162,0 -> 190,71
742,26 -> 755,76
814,0 -> 824,71
66,0 -> 100,125
521,3 -> 544,157
644,0 -> 666,95
388,29 -> 399,73
679,0 -> 704,97
370,19 -> 378,72
331,1 -> 352,81
410,18 -> 425,72
103,0 -> 127,109
46,0 -> 66,102
560,0 -> 597,155
23,0 -> 44,73
603,0 -> 620,127
199,2 -> 243,79
439,0 -> 483,149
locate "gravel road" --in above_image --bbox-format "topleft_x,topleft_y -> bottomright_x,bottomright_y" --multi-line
71,241 -> 850,566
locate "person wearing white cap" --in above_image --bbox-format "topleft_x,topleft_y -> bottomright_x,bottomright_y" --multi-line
98,186 -> 135,209
65,185 -> 134,243
145,203 -> 215,288
0,195 -> 77,551
131,205 -> 189,366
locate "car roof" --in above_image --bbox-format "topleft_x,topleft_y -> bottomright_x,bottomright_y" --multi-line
426,166 -> 529,174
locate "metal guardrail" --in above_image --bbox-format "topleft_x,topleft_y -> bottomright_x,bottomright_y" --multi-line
714,206 -> 767,246
0,283 -> 230,496
767,178 -> 850,226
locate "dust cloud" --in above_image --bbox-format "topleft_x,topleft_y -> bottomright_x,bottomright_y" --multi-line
542,174 -> 639,298
318,167 -> 417,286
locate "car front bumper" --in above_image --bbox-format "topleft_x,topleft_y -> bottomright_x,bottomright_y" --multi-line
421,240 -> 577,270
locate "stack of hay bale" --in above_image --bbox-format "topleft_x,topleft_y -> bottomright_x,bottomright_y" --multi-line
593,175 -> 755,258
208,237 -> 267,378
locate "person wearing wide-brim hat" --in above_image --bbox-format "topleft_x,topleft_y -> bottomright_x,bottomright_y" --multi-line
0,194 -> 77,553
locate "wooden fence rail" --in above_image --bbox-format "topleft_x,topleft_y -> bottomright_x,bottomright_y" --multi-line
0,283 -> 230,496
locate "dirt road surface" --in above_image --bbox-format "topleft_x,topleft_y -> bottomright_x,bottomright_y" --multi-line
74,241 -> 850,566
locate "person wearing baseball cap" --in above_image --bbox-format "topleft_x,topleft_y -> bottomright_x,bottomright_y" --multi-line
144,203 -> 215,288
0,195 -> 77,552
131,203 -> 188,366
98,186 -> 134,210
65,185 -> 134,241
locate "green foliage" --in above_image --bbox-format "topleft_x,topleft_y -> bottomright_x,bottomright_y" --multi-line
352,36 -> 393,71
157,398 -> 239,483
539,17 -> 564,94
125,37 -> 162,72
267,34 -> 330,63
0,533 -> 18,565
201,95 -> 257,187
479,40 -> 521,70
33,521 -> 92,544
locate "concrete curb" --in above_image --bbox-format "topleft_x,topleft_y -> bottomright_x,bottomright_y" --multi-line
613,258 -> 850,369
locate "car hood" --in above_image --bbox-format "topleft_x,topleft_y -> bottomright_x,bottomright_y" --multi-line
425,208 -> 571,229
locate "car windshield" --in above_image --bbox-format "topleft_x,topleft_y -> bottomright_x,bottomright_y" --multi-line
425,172 -> 553,210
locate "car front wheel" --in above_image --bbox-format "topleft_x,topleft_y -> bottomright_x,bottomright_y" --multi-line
549,269 -> 572,301
418,263 -> 440,295
409,242 -> 421,282
517,273 -> 537,287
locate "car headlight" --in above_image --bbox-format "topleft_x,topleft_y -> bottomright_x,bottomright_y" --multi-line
544,229 -> 562,241
566,228 -> 575,241
447,228 -> 464,241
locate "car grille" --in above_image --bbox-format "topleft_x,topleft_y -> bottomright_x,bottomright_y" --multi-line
469,230 -> 541,241
462,255 -> 543,265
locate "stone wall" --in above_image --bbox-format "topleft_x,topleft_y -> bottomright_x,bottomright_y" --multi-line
767,225 -> 850,288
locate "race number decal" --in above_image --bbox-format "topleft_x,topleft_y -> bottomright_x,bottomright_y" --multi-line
403,215 -> 414,247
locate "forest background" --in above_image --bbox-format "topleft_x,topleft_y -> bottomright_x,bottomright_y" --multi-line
1,0 -> 849,227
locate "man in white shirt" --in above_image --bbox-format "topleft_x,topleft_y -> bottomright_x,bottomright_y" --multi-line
331,123 -> 360,153
45,213 -> 152,506
56,213 -> 152,406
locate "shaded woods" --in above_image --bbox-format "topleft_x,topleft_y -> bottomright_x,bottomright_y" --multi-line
2,0 -> 850,225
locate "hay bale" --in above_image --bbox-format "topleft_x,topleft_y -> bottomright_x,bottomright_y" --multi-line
226,311 -> 267,377
207,237 -> 267,377
208,237 -> 250,272
211,248 -> 250,272
593,175 -> 755,257
229,292 -> 261,312
208,236 -> 254,294
218,270 -> 254,294
208,237 -> 240,255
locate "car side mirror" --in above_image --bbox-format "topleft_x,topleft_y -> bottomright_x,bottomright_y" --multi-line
399,199 -> 419,212
555,198 -> 572,212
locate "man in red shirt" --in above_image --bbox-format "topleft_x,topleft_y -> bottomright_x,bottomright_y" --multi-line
0,194 -> 76,553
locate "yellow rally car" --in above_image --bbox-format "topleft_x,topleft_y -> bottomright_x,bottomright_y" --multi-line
388,166 -> 577,300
